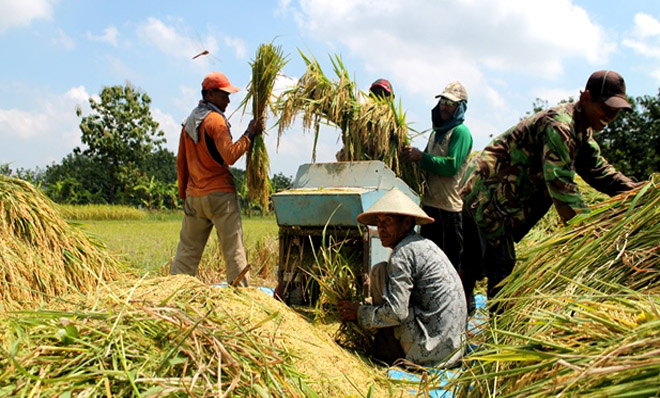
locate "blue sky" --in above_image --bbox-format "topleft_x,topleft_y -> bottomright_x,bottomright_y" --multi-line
1,0 -> 659,178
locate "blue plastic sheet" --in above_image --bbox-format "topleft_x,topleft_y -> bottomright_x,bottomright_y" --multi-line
387,294 -> 487,398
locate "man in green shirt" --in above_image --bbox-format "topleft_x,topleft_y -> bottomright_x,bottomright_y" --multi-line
460,70 -> 645,312
401,81 -> 473,271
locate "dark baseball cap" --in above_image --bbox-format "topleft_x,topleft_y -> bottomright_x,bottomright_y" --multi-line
585,70 -> 631,110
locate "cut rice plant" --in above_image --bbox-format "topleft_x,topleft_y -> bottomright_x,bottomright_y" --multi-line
240,42 -> 288,209
0,175 -> 122,310
448,175 -> 660,397
307,226 -> 375,353
277,51 -> 424,195
0,275 -> 408,397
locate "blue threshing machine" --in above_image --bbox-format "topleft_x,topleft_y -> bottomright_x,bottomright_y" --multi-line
272,160 -> 419,305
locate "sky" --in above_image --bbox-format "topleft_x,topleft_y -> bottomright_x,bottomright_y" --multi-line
1,0 -> 660,179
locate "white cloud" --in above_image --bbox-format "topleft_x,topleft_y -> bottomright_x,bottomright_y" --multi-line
275,0 -> 292,17
86,25 -> 119,47
293,0 -> 613,111
0,107 -> 49,139
0,0 -> 55,34
151,108 -> 181,151
0,85 -> 90,168
51,27 -> 74,50
530,87 -> 578,107
224,36 -> 247,59
137,17 -> 190,57
630,13 -> 660,38
623,13 -> 660,57
623,13 -> 660,84
136,17 -> 231,65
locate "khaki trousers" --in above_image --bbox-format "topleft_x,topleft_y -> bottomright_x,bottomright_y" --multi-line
170,192 -> 249,287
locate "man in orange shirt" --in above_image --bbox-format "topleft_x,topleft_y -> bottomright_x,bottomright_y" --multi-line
171,71 -> 262,286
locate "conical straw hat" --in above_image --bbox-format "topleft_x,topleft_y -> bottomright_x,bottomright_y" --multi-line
357,188 -> 434,226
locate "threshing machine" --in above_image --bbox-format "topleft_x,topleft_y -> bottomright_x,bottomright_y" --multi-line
272,161 -> 419,305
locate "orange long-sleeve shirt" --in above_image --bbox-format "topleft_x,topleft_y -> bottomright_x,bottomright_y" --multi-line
177,112 -> 251,199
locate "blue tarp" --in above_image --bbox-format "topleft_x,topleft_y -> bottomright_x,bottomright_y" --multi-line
387,294 -> 487,398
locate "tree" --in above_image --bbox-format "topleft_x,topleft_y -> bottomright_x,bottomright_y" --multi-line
271,172 -> 293,192
598,90 -> 660,181
75,83 -> 166,203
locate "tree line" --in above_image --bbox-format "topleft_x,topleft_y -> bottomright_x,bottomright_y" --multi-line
2,84 -> 657,209
1,83 -> 293,212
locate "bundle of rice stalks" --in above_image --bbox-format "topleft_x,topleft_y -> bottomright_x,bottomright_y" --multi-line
449,176 -> 660,397
0,275 -> 410,397
0,175 -> 122,310
308,230 -> 374,352
277,51 -> 424,194
240,42 -> 289,209
516,175 -> 610,251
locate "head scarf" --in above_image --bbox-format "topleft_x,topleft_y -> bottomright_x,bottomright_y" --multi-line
431,100 -> 467,143
182,100 -> 230,143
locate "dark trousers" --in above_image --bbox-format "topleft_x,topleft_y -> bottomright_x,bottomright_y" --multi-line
460,208 -> 516,312
420,206 -> 463,271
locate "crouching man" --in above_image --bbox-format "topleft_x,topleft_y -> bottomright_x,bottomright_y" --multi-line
338,188 -> 467,367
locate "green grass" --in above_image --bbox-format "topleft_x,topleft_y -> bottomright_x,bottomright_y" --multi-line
74,211 -> 279,281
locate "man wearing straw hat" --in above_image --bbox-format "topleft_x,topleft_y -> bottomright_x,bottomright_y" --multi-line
171,71 -> 262,287
338,188 -> 467,367
401,81 -> 473,272
460,70 -> 646,311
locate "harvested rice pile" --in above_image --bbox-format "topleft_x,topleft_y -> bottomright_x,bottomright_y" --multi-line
0,275 -> 411,397
450,176 -> 660,397
0,175 -> 122,310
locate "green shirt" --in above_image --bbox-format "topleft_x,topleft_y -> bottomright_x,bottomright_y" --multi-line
421,124 -> 473,176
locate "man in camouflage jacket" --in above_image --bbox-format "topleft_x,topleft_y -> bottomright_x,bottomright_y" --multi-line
459,70 -> 645,310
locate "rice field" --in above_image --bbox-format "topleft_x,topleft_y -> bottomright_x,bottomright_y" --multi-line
75,212 -> 279,286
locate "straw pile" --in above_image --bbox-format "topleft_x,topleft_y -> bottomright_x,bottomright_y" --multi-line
0,175 -> 122,310
241,42 -> 288,209
450,176 -> 660,397
277,51 -> 424,194
0,275 -> 411,397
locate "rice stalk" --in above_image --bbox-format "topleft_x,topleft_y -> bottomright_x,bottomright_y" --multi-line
448,175 -> 660,397
0,275 -> 407,397
0,175 -> 122,310
307,228 -> 375,353
241,42 -> 289,209
277,50 -> 424,195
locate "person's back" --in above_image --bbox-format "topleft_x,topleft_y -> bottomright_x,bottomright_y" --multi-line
178,112 -> 245,197
459,70 -> 644,309
390,232 -> 466,366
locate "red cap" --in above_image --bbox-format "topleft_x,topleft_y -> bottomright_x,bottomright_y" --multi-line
369,78 -> 393,96
585,70 -> 631,110
202,72 -> 240,93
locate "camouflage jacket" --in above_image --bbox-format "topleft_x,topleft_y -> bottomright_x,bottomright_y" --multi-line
461,102 -> 635,244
